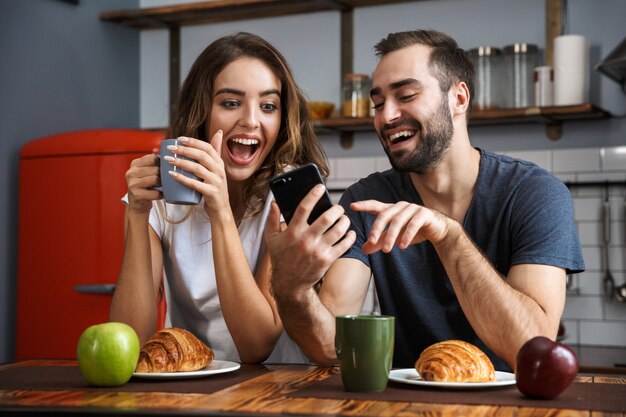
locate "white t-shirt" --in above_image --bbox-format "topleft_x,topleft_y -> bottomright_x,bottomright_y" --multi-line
144,193 -> 309,364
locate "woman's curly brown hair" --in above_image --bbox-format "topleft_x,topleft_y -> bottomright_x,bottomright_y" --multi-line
167,32 -> 328,218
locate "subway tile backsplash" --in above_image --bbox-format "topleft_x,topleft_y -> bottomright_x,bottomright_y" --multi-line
328,146 -> 626,348
552,147 -> 601,173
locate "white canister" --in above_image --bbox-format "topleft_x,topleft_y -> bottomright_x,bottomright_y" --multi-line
534,66 -> 553,107
553,35 -> 589,106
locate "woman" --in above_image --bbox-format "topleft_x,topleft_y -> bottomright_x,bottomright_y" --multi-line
110,32 -> 328,364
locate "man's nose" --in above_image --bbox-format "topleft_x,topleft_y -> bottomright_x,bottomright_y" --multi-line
380,100 -> 401,124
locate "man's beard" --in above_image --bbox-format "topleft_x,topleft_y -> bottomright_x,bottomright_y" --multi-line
379,96 -> 454,174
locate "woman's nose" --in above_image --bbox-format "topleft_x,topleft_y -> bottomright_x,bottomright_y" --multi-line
239,105 -> 259,128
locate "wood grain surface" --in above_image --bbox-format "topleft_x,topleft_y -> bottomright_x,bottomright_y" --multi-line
0,360 -> 624,416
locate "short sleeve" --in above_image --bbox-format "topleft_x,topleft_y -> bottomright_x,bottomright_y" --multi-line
338,186 -> 371,268
509,174 -> 584,274
149,201 -> 165,238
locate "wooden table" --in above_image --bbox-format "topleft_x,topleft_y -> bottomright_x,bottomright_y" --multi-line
0,360 -> 624,416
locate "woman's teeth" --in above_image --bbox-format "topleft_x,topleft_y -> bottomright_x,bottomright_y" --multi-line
230,138 -> 259,146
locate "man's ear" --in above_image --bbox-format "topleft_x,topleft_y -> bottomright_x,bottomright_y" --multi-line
449,81 -> 470,116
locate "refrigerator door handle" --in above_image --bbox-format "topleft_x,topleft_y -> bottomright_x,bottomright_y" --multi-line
73,284 -> 116,294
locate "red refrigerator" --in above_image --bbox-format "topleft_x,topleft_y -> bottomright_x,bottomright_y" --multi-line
16,129 -> 165,359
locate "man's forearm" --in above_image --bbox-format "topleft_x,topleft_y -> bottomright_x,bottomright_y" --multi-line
273,286 -> 338,366
433,221 -> 559,369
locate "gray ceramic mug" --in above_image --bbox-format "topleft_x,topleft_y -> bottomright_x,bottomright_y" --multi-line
155,138 -> 201,205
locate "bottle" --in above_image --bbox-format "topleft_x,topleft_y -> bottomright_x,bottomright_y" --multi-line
534,66 -> 553,107
468,46 -> 503,110
342,73 -> 371,118
502,43 -> 539,108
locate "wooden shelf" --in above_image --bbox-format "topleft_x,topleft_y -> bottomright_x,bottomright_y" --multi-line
469,103 -> 610,126
99,0 -> 417,29
313,103 -> 610,132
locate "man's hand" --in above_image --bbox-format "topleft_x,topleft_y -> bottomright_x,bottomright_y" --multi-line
350,200 -> 451,254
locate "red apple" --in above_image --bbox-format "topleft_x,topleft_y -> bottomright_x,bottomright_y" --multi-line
516,336 -> 579,399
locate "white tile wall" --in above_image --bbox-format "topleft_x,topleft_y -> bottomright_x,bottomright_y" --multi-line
552,148 -> 601,173
562,296 -> 604,320
602,147 -> 626,171
328,146 -> 626,347
335,157 -> 376,182
560,319 -> 580,345
579,321 -> 626,347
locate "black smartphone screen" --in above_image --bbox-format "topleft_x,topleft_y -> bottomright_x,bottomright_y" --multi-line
269,163 -> 334,224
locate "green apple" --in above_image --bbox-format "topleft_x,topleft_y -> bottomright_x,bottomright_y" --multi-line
77,322 -> 140,386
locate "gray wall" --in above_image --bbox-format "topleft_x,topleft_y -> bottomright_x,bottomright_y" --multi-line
138,0 -> 626,155
0,0 -> 140,363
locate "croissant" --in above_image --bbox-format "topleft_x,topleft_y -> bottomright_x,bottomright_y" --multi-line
135,327 -> 214,373
415,340 -> 495,382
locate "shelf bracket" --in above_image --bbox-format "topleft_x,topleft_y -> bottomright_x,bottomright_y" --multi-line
339,7 -> 354,150
545,0 -> 563,67
546,122 -> 563,140
340,8 -> 353,81
340,132 -> 354,149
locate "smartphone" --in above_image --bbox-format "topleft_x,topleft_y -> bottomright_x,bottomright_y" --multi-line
269,163 -> 334,225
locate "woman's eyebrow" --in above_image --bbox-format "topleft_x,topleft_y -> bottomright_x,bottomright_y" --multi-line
214,88 -> 280,97
215,88 -> 244,96
260,88 -> 280,97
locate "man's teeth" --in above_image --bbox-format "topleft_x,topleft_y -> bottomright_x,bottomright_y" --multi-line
389,130 -> 414,141
231,138 -> 259,146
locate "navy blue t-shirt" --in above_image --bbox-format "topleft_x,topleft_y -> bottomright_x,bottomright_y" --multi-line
339,149 -> 584,371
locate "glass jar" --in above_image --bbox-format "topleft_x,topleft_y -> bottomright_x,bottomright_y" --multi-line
468,46 -> 503,110
502,43 -> 539,108
342,73 -> 371,118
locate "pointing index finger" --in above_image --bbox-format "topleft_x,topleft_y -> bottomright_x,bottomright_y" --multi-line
350,199 -> 387,215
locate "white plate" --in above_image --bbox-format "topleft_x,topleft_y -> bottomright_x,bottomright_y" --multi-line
389,368 -> 516,389
132,360 -> 240,380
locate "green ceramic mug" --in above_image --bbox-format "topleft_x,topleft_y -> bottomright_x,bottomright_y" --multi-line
335,314 -> 395,392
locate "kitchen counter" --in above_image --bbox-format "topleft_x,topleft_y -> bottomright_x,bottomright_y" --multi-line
0,360 -> 624,416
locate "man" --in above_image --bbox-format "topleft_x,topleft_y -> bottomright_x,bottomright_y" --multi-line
265,30 -> 584,371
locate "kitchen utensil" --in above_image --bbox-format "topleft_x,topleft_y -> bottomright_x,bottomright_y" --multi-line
566,274 -> 579,293
615,283 -> 626,302
602,185 -> 615,302
614,193 -> 626,303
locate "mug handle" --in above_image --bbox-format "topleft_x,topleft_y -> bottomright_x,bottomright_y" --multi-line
153,154 -> 163,192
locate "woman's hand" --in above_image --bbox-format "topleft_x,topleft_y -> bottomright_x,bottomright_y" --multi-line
163,131 -> 229,218
350,200 -> 451,254
125,151 -> 161,215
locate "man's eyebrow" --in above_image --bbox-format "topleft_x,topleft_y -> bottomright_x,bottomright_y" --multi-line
370,78 -> 421,98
